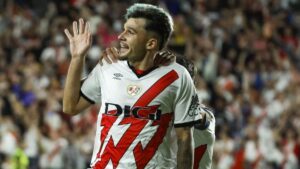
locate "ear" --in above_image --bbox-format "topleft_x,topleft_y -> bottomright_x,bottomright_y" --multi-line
146,38 -> 158,50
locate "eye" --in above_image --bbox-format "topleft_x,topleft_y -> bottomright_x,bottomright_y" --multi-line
128,30 -> 134,35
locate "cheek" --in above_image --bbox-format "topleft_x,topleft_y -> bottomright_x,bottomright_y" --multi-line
133,43 -> 146,54
136,38 -> 147,49
130,40 -> 141,50
128,36 -> 147,53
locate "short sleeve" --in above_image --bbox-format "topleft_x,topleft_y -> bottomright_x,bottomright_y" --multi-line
80,64 -> 102,104
173,69 -> 202,127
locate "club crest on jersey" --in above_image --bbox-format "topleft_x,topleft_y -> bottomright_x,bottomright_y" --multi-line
127,85 -> 141,96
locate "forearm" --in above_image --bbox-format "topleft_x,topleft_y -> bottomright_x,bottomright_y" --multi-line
63,57 -> 85,114
177,127 -> 194,169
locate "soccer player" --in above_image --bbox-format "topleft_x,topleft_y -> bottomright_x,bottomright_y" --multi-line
63,3 -> 201,169
176,57 -> 215,169
101,53 -> 216,169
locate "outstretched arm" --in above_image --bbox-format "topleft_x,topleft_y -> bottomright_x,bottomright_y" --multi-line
63,18 -> 92,115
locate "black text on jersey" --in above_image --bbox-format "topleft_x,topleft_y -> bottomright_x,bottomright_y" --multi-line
104,102 -> 162,121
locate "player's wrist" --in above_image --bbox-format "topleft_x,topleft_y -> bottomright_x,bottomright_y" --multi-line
71,55 -> 86,61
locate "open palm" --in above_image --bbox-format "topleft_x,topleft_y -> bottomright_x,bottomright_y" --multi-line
64,18 -> 91,58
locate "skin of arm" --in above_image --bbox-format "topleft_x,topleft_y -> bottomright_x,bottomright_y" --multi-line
63,18 -> 92,115
175,126 -> 194,169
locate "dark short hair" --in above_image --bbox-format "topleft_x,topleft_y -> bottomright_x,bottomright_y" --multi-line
125,3 -> 173,50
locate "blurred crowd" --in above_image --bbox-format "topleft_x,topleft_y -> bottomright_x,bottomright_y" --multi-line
0,0 -> 300,169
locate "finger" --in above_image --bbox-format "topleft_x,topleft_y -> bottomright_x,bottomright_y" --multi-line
166,50 -> 171,54
79,18 -> 84,34
85,22 -> 91,44
160,52 -> 174,66
87,32 -> 92,47
84,21 -> 90,34
104,49 -> 112,64
160,51 -> 170,58
164,54 -> 176,66
157,51 -> 169,60
161,50 -> 174,60
100,51 -> 111,65
171,55 -> 176,63
166,54 -> 176,65
160,58 -> 170,66
153,54 -> 161,65
64,29 -> 72,41
155,51 -> 169,64
89,33 -> 93,45
83,21 -> 90,41
110,47 -> 119,62
106,48 -> 116,63
73,21 -> 78,36
154,52 -> 165,64
166,53 -> 175,60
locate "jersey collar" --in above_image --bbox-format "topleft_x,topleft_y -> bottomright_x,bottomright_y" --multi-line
127,61 -> 158,78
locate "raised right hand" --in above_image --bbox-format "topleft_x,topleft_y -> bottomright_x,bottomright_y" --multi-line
64,18 -> 91,59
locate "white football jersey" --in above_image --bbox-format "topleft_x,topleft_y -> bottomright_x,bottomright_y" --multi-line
193,106 -> 215,169
81,61 -> 201,169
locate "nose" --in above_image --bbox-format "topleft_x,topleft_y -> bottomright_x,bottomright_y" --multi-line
118,31 -> 125,41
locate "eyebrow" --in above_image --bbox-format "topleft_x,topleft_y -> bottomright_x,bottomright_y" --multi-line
124,25 -> 137,33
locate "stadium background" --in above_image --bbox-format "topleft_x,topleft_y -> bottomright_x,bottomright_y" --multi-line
0,0 -> 300,168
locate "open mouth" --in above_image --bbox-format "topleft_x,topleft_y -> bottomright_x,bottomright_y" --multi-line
119,43 -> 130,55
120,43 -> 129,49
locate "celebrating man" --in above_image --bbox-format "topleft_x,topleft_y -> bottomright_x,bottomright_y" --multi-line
63,3 -> 201,169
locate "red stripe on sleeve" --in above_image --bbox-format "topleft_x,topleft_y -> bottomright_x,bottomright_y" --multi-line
194,144 -> 207,169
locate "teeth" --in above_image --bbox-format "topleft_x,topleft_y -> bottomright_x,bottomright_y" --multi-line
120,43 -> 128,48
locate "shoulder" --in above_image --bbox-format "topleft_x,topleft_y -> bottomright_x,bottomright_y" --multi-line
165,63 -> 193,84
157,63 -> 194,88
98,60 -> 127,70
165,62 -> 190,76
88,63 -> 101,75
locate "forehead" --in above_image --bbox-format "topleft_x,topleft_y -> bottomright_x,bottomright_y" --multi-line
124,18 -> 147,30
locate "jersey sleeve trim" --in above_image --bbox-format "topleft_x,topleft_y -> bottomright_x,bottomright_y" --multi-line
80,90 -> 95,104
194,120 -> 210,130
174,119 -> 202,128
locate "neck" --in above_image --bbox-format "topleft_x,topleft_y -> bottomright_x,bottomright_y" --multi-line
128,51 -> 156,71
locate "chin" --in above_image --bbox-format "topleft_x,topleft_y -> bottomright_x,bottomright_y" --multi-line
119,49 -> 131,60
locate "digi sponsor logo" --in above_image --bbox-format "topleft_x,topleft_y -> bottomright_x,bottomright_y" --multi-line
127,85 -> 141,96
104,103 -> 161,120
